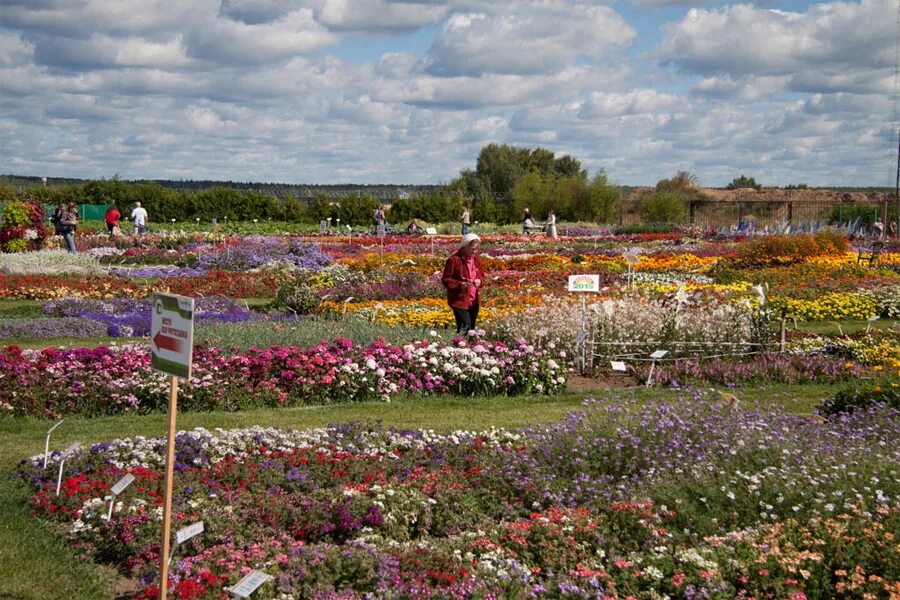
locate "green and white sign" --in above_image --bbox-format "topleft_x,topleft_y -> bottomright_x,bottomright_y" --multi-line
151,293 -> 194,379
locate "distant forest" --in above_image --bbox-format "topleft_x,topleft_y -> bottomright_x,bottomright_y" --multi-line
0,175 -> 439,201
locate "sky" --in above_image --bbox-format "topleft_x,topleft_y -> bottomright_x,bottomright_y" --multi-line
0,0 -> 896,187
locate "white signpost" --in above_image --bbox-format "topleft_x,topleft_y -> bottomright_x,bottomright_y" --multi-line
646,349 -> 669,387
425,227 -> 438,255
230,570 -> 273,599
623,251 -> 640,290
151,292 -> 195,600
43,419 -> 64,469
169,521 -> 205,565
55,442 -> 81,496
568,275 -> 600,374
107,473 -> 135,520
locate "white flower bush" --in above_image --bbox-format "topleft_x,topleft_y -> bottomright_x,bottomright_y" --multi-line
0,249 -> 104,274
491,294 -> 758,372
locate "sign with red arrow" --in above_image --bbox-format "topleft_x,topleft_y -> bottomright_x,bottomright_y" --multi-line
150,292 -> 194,379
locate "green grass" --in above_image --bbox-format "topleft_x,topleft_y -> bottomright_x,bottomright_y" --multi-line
793,318 -> 898,336
0,299 -> 44,319
195,318 -> 457,351
0,383 -> 842,599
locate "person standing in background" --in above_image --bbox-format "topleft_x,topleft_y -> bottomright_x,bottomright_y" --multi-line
461,207 -> 470,235
546,209 -> 557,239
131,201 -> 148,235
105,204 -> 121,237
59,202 -> 78,254
50,202 -> 65,236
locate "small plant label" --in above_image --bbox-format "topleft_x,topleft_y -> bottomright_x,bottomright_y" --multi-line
151,292 -> 195,379
650,350 -> 669,360
568,274 -> 600,292
230,570 -> 272,598
61,442 -> 81,458
110,474 -> 135,496
611,361 -> 627,372
425,227 -> 437,235
175,521 -> 204,545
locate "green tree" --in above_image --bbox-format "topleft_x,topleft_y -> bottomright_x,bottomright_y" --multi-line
726,174 -> 762,190
637,191 -> 688,223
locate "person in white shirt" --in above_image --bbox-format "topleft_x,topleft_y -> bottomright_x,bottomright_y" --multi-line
131,202 -> 148,235
546,209 -> 558,239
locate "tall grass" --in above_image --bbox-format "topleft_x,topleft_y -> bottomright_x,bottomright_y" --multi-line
195,317 -> 457,351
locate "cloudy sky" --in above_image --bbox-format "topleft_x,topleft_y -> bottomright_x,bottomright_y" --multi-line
0,0 -> 896,186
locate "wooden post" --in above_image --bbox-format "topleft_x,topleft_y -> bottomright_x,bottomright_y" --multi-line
780,318 -> 787,352
159,375 -> 179,600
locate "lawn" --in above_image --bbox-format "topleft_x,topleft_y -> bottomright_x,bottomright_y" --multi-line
0,383 -> 840,600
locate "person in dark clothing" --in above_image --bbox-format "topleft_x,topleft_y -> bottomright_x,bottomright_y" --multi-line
50,202 -> 65,236
441,233 -> 486,335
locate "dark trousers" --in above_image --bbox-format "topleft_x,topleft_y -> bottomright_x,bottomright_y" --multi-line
451,304 -> 480,335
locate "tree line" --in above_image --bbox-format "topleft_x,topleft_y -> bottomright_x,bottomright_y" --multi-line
1,147 -> 792,226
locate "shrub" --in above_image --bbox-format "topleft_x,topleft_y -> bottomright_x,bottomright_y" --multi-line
819,378 -> 900,415
272,280 -> 321,314
829,204 -> 878,226
614,223 -> 675,234
0,199 -> 46,253
636,191 -> 688,224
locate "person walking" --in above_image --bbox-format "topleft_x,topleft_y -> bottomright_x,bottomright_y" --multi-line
441,233 -> 485,335
50,202 -> 65,236
131,202 -> 148,235
59,202 -> 78,254
374,204 -> 386,236
461,207 -> 470,235
546,209 -> 557,239
522,208 -> 534,235
105,204 -> 121,237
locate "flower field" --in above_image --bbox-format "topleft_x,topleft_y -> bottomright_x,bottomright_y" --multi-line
2,226 -> 900,598
16,399 -> 899,599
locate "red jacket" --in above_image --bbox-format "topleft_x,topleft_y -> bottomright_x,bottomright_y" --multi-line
441,250 -> 486,309
105,208 -> 120,225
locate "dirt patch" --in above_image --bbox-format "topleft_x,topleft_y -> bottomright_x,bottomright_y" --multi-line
115,576 -> 141,599
566,374 -> 640,392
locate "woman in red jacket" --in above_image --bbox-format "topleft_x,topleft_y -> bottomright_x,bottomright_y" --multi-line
441,233 -> 486,335
104,205 -> 121,237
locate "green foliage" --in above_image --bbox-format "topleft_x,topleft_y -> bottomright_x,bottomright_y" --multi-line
726,174 -> 762,190
820,378 -> 900,415
655,171 -> 698,195
614,223 -> 675,234
272,280 -> 322,315
829,204 -> 879,226
636,191 -> 688,224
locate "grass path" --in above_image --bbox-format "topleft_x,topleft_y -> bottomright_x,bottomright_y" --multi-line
0,383 -> 838,599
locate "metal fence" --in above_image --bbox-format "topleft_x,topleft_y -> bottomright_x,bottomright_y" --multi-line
617,196 -> 893,229
0,203 -> 112,221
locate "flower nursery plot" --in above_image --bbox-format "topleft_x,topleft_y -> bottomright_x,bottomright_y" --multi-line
16,398 -> 899,599
3,226 -> 900,598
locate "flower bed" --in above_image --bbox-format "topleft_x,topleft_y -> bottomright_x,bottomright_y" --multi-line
0,338 -> 566,417
15,399 -> 899,598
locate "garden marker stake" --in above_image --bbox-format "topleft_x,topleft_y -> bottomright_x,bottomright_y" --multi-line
159,375 -> 179,600
149,292 -> 194,600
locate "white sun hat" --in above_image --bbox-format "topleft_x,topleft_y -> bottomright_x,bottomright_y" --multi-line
459,233 -> 481,249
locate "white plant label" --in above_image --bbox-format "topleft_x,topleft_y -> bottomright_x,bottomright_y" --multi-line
175,521 -> 204,545
110,474 -> 135,496
568,274 -> 600,293
230,570 -> 272,598
611,361 -> 628,372
650,350 -> 669,360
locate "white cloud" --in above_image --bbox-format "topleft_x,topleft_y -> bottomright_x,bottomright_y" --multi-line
425,4 -> 636,76
0,31 -> 33,67
184,9 -> 336,64
653,0 -> 894,94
